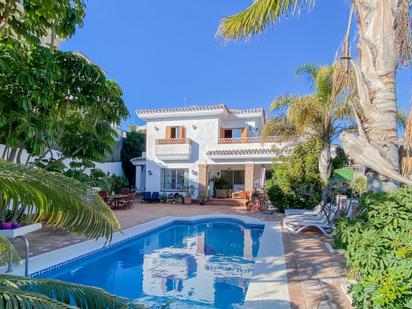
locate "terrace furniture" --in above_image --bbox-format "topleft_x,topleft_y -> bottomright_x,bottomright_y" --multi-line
121,188 -> 130,195
150,192 -> 160,203
98,191 -> 109,202
285,203 -> 324,217
283,204 -> 339,236
118,193 -> 135,209
108,194 -> 128,209
143,191 -> 152,202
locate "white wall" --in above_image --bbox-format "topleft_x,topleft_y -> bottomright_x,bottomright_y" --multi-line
0,144 -> 124,177
145,116 -> 220,196
144,114 -> 281,195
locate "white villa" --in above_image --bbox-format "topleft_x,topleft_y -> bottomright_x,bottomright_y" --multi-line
131,104 -> 297,198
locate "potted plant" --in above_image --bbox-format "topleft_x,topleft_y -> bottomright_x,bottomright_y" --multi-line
199,193 -> 208,205
160,193 -> 167,203
213,177 -> 230,198
184,185 -> 195,205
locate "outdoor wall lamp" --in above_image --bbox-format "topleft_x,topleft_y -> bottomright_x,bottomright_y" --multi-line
192,170 -> 198,176
154,126 -> 159,131
192,124 -> 197,129
148,170 -> 152,176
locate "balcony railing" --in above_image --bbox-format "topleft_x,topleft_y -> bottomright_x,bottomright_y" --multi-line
156,138 -> 192,145
155,138 -> 192,160
218,136 -> 287,144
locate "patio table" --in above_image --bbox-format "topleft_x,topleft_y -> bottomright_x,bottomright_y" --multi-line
108,194 -> 128,209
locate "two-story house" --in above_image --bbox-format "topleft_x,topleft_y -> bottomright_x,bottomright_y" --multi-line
131,104 -> 297,197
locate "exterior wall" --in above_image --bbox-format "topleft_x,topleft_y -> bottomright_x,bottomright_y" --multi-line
145,117 -> 220,196
0,144 -> 125,177
143,112 -> 279,196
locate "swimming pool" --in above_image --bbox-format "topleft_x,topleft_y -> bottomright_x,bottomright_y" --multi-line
34,219 -> 264,308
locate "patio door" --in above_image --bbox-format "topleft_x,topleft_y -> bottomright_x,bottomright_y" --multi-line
221,170 -> 245,191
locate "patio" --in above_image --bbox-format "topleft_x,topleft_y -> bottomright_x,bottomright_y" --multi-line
15,201 -> 352,309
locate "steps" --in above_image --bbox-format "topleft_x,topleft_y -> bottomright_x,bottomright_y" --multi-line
206,198 -> 247,207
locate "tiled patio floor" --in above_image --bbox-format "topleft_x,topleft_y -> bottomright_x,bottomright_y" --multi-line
15,202 -> 352,309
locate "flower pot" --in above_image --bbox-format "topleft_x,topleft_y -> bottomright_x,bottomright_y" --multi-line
184,197 -> 192,205
1,222 -> 12,230
11,223 -> 21,229
199,200 -> 205,205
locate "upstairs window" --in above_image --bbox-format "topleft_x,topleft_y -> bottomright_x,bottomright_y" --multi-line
166,126 -> 186,139
221,128 -> 246,139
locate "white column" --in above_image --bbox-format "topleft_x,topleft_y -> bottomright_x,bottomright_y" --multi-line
135,165 -> 142,192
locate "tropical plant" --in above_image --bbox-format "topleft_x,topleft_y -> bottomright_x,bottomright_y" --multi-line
218,0 -> 412,187
0,160 -> 144,308
213,177 -> 230,190
263,64 -> 353,184
334,188 -> 412,308
400,104 -> 412,177
120,131 -> 145,187
108,174 -> 129,194
0,37 -> 129,167
0,0 -> 85,44
265,139 -> 322,212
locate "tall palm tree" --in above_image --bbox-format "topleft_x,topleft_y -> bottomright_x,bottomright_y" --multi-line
218,0 -> 412,186
0,160 -> 142,308
263,64 -> 353,183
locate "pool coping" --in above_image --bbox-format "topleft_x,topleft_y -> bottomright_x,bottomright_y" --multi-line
4,214 -> 290,308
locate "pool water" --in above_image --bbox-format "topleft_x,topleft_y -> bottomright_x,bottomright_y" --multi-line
35,220 -> 264,308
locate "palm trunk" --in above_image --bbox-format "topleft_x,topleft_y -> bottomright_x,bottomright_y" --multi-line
340,0 -> 412,188
355,0 -> 399,170
319,143 -> 332,183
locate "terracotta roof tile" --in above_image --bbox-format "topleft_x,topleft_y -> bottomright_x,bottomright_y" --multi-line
137,104 -> 264,116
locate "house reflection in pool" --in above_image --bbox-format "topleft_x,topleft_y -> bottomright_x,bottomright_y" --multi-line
141,222 -> 262,307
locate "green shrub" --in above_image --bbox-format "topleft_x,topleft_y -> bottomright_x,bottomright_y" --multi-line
334,187 -> 412,308
109,175 -> 129,194
265,139 -> 323,212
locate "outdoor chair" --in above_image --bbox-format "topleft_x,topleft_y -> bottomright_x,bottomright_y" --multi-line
143,192 -> 152,202
150,192 -> 160,203
119,193 -> 135,208
121,188 -> 130,195
98,191 -> 110,205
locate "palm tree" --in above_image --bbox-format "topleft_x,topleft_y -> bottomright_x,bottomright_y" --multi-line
218,0 -> 412,186
0,160 -> 142,308
263,64 -> 353,184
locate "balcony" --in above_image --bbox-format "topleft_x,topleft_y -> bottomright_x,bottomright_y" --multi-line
155,138 -> 192,161
218,136 -> 288,144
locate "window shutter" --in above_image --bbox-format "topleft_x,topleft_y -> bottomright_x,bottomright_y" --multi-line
166,126 -> 171,139
220,127 -> 225,138
241,127 -> 248,143
180,126 -> 185,138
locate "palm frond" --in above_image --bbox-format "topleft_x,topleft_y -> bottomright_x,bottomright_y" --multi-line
262,116 -> 296,138
0,235 -> 19,265
397,110 -> 408,130
0,160 -> 120,241
218,0 -> 315,40
296,63 -> 320,87
0,286 -> 74,308
269,95 -> 297,114
0,275 -> 143,308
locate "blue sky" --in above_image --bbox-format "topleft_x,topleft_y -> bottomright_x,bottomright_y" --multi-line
62,0 -> 411,129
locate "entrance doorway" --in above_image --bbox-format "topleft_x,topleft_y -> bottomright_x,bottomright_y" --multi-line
221,170 -> 245,191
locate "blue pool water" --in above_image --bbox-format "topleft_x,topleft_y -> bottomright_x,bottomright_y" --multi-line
35,220 -> 264,308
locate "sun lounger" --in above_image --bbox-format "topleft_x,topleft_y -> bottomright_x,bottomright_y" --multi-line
283,205 -> 339,236
285,203 -> 324,216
